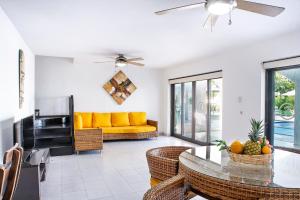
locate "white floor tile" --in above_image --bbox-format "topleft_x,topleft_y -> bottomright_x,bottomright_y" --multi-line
41,136 -> 204,200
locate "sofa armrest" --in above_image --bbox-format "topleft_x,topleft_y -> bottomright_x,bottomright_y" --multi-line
74,129 -> 103,152
147,120 -> 158,131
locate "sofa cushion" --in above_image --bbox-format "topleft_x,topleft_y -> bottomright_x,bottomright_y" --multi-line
74,113 -> 83,130
93,113 -> 111,128
111,112 -> 130,127
150,177 -> 161,188
102,125 -> 156,134
129,112 -> 147,126
80,112 -> 93,128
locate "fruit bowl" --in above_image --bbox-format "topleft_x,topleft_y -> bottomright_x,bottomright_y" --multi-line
228,151 -> 273,165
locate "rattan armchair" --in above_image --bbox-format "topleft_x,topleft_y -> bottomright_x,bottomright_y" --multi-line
146,146 -> 192,182
143,174 -> 186,200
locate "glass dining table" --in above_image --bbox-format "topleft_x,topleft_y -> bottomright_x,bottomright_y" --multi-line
179,146 -> 300,199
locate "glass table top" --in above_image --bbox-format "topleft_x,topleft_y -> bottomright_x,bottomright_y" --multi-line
179,146 -> 300,189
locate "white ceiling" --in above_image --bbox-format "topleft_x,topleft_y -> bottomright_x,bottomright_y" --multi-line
1,0 -> 300,68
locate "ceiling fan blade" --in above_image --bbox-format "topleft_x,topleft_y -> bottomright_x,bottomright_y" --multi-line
126,57 -> 144,62
127,61 -> 145,67
236,0 -> 285,17
203,14 -> 218,31
94,61 -> 114,64
155,2 -> 206,15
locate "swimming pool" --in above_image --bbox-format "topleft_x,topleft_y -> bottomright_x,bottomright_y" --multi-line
274,121 -> 294,136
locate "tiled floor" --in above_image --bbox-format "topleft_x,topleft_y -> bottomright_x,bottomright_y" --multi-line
41,136 -> 205,200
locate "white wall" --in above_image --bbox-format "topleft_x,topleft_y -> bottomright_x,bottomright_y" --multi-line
35,56 -> 163,132
162,30 -> 300,142
0,7 -> 35,157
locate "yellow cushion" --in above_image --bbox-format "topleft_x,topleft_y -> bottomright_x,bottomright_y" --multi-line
129,112 -> 147,126
74,113 -> 83,130
80,112 -> 93,128
101,125 -> 156,134
111,112 -> 130,127
93,113 -> 111,128
150,177 -> 161,188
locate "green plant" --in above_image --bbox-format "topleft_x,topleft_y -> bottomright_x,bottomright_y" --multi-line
260,136 -> 267,148
215,140 -> 229,151
275,72 -> 295,95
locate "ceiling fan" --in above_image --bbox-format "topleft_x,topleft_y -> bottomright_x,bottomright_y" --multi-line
155,0 -> 285,29
94,54 -> 144,68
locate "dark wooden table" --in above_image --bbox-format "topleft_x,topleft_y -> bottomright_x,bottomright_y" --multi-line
14,148 -> 50,200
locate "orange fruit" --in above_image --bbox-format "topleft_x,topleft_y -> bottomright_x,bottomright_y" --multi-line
230,141 -> 244,154
262,146 -> 272,154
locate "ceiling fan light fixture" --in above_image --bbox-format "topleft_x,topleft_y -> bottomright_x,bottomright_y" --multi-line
115,60 -> 127,67
206,0 -> 236,15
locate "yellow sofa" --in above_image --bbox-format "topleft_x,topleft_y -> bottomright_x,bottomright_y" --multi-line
74,112 -> 158,142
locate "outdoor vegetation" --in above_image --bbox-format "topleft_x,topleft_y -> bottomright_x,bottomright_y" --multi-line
275,72 -> 295,118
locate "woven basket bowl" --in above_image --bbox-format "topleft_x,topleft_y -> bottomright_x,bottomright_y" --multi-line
228,151 -> 273,165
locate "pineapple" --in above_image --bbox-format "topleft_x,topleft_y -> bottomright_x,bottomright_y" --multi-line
244,119 -> 264,155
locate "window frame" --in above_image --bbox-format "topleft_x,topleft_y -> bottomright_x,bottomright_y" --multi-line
265,64 -> 300,153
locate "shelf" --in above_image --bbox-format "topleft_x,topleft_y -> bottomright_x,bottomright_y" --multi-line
35,143 -> 72,149
25,124 -> 70,131
37,115 -> 69,119
36,134 -> 71,139
35,137 -> 72,149
35,125 -> 70,130
26,134 -> 71,140
19,95 -> 74,156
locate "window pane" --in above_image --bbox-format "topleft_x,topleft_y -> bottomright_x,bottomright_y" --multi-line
174,84 -> 182,135
273,69 -> 299,149
195,80 -> 208,142
183,82 -> 193,138
210,78 -> 222,142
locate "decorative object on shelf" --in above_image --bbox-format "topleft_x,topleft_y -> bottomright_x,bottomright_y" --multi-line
34,109 -> 40,118
103,70 -> 137,105
19,49 -> 25,109
216,118 -> 273,165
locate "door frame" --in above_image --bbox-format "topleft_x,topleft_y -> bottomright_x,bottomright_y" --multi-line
265,64 -> 300,153
170,72 -> 222,146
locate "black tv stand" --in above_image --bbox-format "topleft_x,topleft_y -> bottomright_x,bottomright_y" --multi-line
14,148 -> 50,200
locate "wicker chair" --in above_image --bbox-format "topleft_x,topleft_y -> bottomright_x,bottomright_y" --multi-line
0,143 -> 23,200
143,174 -> 186,200
146,146 -> 192,182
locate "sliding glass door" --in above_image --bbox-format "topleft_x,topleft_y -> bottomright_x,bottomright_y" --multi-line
171,73 -> 223,145
174,84 -> 182,135
183,82 -> 193,138
210,78 -> 223,142
266,66 -> 300,151
195,80 -> 208,143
